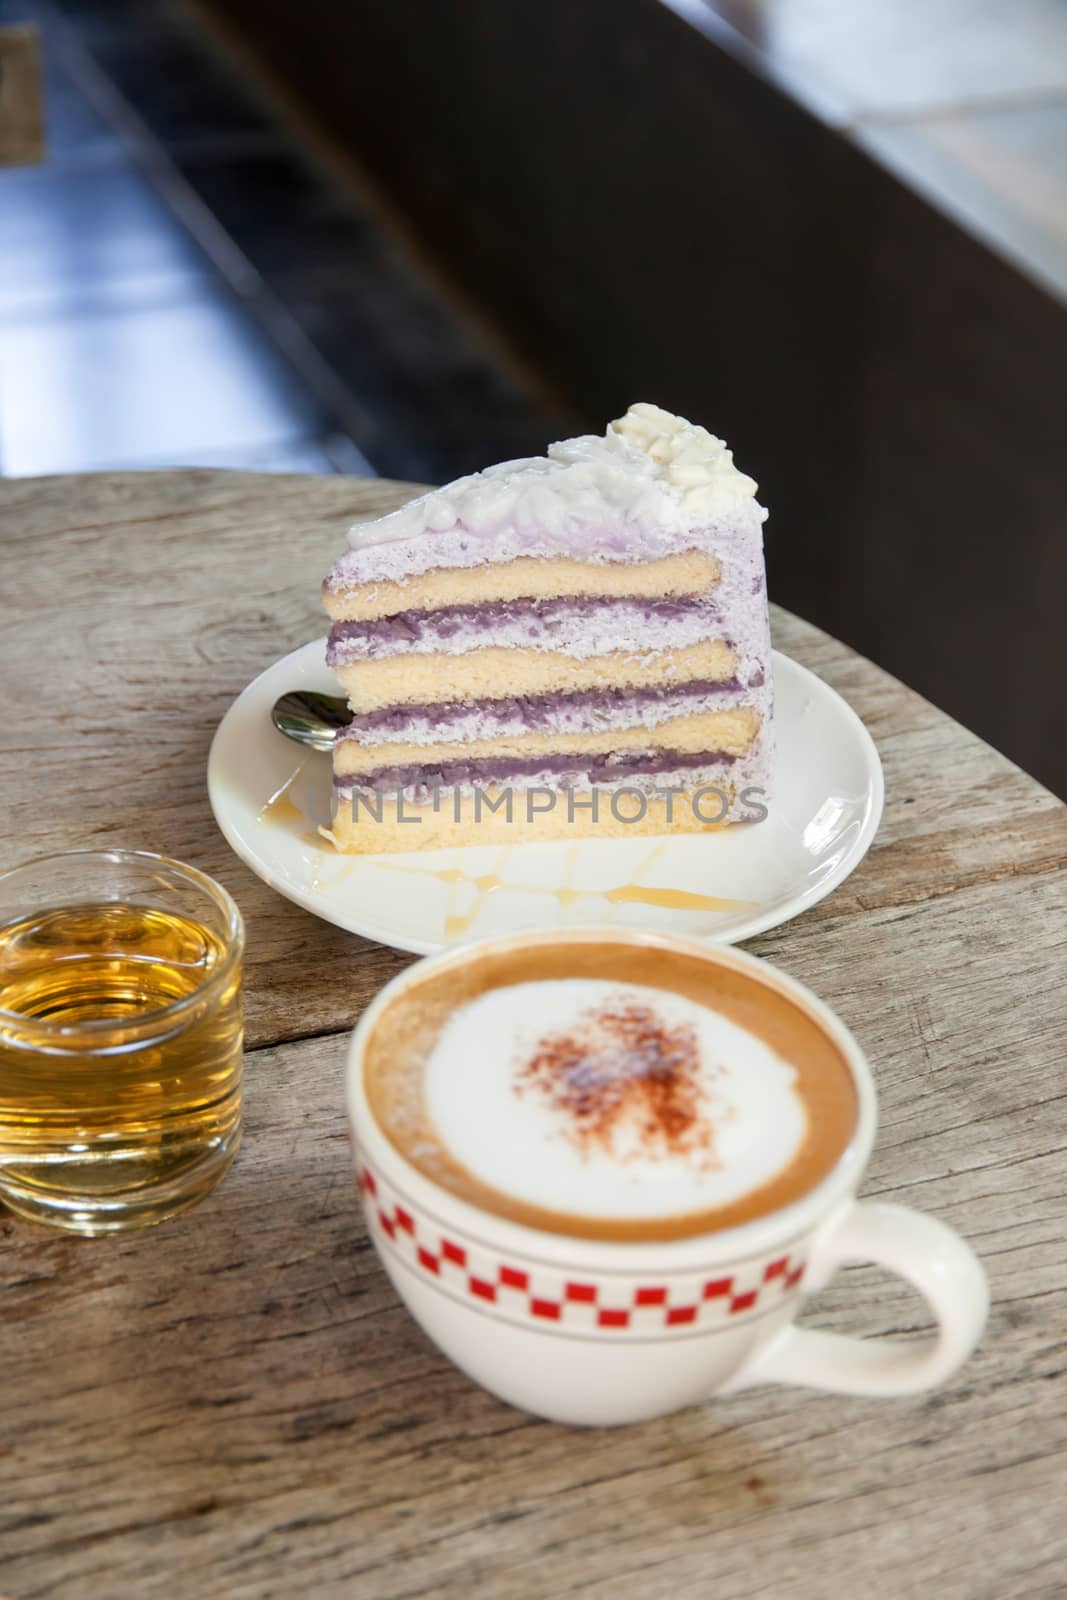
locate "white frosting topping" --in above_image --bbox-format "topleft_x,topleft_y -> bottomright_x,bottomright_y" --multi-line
346,404 -> 762,551
423,979 -> 806,1222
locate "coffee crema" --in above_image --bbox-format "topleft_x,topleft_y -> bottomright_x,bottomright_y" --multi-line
364,942 -> 858,1242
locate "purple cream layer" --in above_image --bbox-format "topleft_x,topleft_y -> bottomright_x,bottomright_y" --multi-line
336,676 -> 763,747
332,740 -> 774,808
326,594 -> 726,664
334,747 -> 737,792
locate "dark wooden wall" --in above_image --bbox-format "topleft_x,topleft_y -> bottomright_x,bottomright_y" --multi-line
206,0 -> 1067,798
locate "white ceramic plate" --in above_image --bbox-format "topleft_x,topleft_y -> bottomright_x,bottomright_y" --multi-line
208,640 -> 883,955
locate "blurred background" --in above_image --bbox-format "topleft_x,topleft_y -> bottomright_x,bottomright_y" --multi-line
1,0 -> 1065,798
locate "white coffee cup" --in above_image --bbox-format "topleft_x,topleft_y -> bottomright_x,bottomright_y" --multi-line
345,929 -> 988,1426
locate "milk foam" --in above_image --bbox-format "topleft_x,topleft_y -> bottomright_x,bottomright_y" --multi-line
423,979 -> 807,1221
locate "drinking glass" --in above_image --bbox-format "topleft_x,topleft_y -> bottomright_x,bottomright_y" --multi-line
0,849 -> 244,1234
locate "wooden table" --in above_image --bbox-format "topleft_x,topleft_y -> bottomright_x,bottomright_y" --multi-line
2,470 -> 1066,1600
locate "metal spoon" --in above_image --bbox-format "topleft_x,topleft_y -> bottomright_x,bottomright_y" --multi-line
271,690 -> 349,752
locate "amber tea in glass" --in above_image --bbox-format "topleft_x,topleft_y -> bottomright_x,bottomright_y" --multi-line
0,850 -> 244,1234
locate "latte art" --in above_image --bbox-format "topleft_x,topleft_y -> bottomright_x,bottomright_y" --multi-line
424,981 -> 807,1222
364,939 -> 857,1242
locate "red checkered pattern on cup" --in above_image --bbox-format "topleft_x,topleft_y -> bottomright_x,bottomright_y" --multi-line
357,1160 -> 806,1334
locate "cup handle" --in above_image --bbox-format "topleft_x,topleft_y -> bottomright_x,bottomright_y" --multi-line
726,1200 -> 989,1397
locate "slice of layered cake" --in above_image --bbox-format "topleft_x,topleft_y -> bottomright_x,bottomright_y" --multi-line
322,403 -> 772,853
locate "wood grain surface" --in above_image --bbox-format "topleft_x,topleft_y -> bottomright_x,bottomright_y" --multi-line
1,470 -> 1066,1600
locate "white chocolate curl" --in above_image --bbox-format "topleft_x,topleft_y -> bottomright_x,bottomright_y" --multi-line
346,403 -> 763,551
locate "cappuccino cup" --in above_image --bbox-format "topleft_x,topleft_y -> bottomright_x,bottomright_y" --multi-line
345,929 -> 988,1425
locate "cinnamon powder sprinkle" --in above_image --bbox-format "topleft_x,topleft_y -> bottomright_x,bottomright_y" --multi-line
515,1001 -> 721,1167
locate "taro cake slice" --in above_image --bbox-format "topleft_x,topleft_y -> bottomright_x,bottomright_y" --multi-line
322,403 -> 772,853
